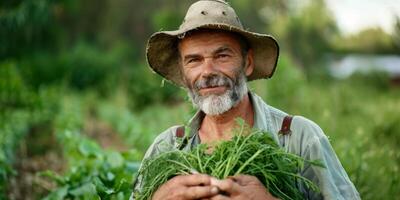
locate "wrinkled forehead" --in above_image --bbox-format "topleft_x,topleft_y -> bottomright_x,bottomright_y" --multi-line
177,29 -> 249,55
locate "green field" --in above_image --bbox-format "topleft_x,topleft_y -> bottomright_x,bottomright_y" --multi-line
1,54 -> 399,199
1,0 -> 400,199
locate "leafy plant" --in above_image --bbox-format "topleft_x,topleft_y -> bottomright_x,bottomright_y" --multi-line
135,124 -> 323,200
41,95 -> 141,200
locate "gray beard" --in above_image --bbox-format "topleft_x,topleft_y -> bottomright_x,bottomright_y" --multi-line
187,71 -> 248,116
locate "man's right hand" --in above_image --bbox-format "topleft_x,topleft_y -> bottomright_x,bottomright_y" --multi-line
151,174 -> 220,200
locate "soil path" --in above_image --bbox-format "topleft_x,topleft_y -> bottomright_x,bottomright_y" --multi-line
7,123 -> 65,200
84,112 -> 130,151
7,113 -> 129,199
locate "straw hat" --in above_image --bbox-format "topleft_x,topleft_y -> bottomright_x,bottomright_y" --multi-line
146,0 -> 279,87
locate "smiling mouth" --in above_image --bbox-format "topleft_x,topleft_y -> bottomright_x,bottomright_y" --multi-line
199,86 -> 227,95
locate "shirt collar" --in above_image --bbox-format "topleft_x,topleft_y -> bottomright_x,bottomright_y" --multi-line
249,91 -> 273,133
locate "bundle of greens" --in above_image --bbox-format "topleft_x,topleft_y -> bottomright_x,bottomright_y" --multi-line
134,126 -> 323,200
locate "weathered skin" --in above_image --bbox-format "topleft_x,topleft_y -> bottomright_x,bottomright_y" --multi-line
151,31 -> 279,200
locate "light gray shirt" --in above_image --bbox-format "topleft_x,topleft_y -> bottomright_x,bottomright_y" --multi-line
130,92 -> 360,200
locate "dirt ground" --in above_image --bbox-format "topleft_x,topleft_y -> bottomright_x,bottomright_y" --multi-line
84,115 -> 129,152
7,124 -> 65,200
6,116 -> 128,200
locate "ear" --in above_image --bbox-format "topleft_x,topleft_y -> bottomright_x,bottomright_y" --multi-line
244,49 -> 254,76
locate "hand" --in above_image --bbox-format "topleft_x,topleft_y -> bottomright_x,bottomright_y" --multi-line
151,174 -> 220,200
206,175 -> 279,200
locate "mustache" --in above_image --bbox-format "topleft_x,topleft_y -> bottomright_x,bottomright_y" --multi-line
194,74 -> 233,91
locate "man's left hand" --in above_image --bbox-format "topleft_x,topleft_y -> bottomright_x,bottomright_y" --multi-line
205,174 -> 279,200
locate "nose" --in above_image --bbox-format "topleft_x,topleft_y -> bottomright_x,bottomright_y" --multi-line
201,57 -> 218,77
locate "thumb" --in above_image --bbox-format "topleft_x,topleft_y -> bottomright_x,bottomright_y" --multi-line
229,174 -> 257,185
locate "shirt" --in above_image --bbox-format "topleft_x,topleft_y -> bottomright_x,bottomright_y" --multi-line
130,92 -> 361,200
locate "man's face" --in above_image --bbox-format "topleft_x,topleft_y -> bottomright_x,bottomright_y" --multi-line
178,31 -> 254,115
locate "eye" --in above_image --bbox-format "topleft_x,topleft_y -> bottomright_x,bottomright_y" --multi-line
188,58 -> 201,64
216,54 -> 230,60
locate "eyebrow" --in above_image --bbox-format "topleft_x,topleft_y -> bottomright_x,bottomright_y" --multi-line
213,46 -> 234,55
182,45 -> 234,62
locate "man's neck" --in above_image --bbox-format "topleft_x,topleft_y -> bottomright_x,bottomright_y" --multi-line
199,93 -> 254,144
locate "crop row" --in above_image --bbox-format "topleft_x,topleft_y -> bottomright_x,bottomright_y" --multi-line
42,96 -> 141,200
0,63 -> 59,199
0,111 -> 30,198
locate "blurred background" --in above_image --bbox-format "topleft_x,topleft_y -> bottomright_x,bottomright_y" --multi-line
1,0 -> 399,199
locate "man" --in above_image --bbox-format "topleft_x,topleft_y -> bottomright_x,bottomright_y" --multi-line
131,0 -> 360,199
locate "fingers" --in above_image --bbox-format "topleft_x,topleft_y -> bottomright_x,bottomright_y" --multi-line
210,178 -> 241,194
173,174 -> 213,186
153,175 -> 220,200
209,194 -> 231,200
229,174 -> 259,185
184,185 -> 219,199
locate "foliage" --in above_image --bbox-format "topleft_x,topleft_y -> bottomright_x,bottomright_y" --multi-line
16,42 -> 117,90
269,0 -> 338,74
95,100 -> 151,153
41,130 -> 141,200
0,62 -> 37,111
42,96 -> 141,200
250,56 -> 400,199
1,0 -> 400,199
333,27 -> 397,54
250,53 -> 307,109
0,111 -> 30,198
135,124 -> 323,200
126,62 -> 181,110
0,0 -> 58,60
393,16 -> 400,52
94,90 -> 191,154
0,61 -> 59,198
0,61 -> 60,116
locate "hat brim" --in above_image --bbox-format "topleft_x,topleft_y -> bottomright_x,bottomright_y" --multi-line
146,23 -> 279,87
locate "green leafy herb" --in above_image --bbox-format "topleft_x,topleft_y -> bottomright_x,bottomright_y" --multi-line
135,125 -> 323,200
